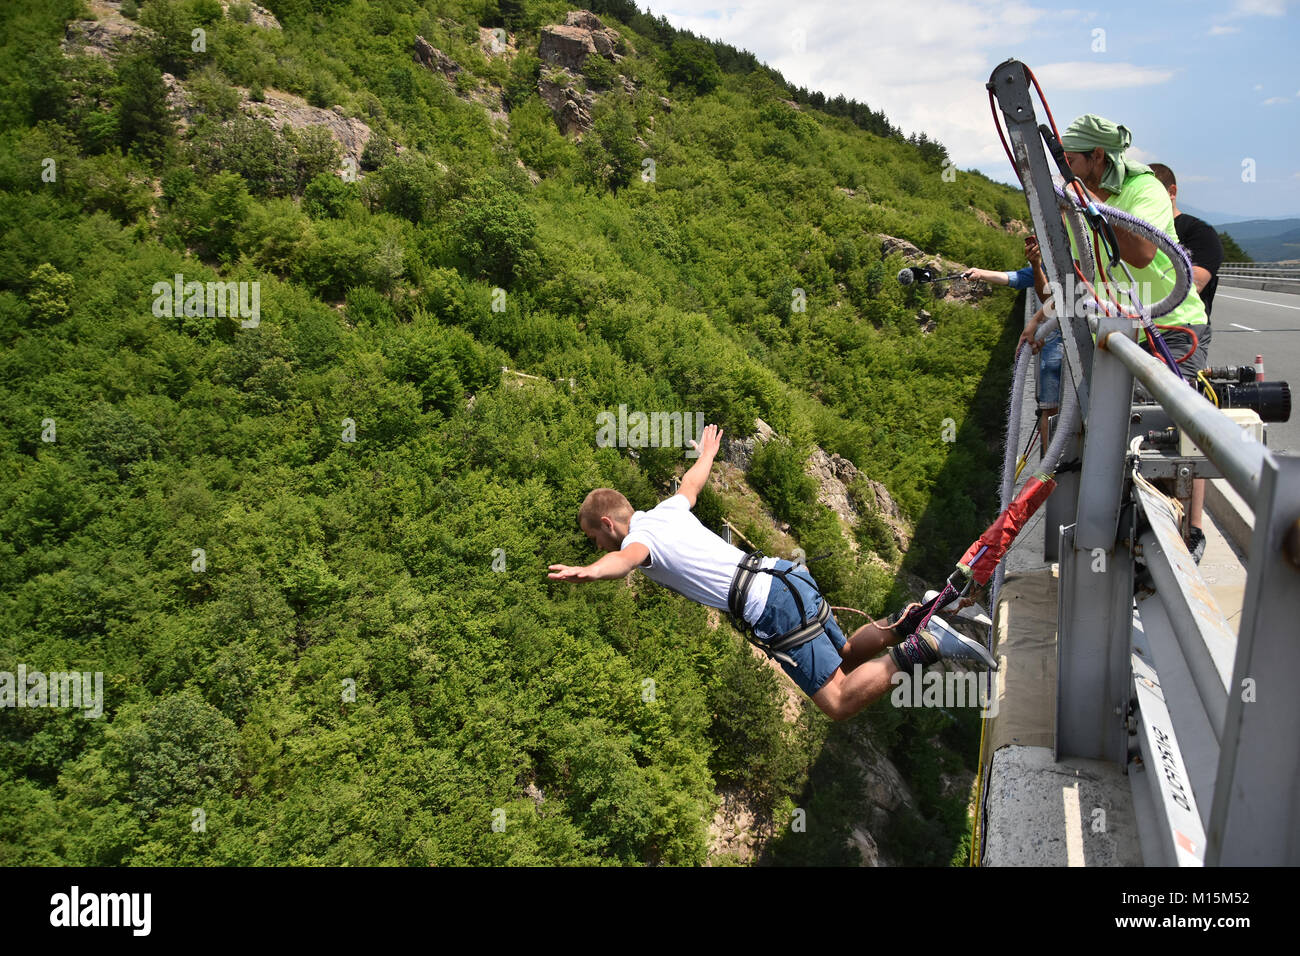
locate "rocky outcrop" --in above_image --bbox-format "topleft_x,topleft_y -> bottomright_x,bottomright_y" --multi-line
478,25 -> 515,59
539,10 -> 625,71
64,0 -> 278,58
221,1 -> 280,29
722,418 -> 911,552
708,791 -> 760,864
538,69 -> 595,137
414,35 -> 461,79
879,234 -> 925,260
161,73 -> 200,128
245,91 -> 373,167
62,14 -> 145,57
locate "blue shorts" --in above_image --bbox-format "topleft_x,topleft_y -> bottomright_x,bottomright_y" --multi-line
1037,329 -> 1063,408
750,560 -> 847,697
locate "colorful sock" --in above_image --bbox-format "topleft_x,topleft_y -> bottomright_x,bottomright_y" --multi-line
889,633 -> 939,670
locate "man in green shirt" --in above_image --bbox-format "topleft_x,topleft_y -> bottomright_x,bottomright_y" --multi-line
1022,113 -> 1210,559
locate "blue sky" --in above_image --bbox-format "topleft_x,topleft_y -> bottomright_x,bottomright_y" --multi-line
639,0 -> 1300,222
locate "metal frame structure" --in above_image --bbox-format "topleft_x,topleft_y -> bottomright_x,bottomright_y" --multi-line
988,59 -> 1300,865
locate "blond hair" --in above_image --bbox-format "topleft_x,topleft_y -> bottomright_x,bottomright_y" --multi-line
579,488 -> 633,531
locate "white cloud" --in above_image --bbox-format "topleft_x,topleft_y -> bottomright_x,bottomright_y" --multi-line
1253,83 -> 1264,90
1032,62 -> 1176,91
642,0 -> 1071,174
1230,0 -> 1289,15
1208,24 -> 1241,34
1262,96 -> 1290,105
1126,145 -> 1158,164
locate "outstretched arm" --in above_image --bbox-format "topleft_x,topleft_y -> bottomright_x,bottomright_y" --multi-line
678,424 -> 723,508
960,268 -> 1011,286
548,542 -> 650,582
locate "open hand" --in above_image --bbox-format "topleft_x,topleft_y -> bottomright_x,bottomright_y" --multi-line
689,423 -> 724,459
547,564 -> 586,581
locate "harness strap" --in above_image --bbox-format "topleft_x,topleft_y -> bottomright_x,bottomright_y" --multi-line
727,550 -> 830,667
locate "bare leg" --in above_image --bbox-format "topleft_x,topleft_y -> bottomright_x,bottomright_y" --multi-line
839,619 -> 902,672
1038,407 -> 1057,459
1190,478 -> 1205,531
812,657 -> 901,720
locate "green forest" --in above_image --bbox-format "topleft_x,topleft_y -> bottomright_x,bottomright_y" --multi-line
1,0 -> 1030,865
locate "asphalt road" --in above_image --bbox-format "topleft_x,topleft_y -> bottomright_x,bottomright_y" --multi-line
1206,285 -> 1300,454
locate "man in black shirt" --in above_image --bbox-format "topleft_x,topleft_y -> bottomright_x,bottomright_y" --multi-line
1149,163 -> 1225,319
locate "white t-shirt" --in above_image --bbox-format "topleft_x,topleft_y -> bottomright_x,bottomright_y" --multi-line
621,494 -> 773,624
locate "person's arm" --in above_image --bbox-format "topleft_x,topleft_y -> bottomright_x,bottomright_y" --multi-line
1025,236 -> 1052,300
961,268 -> 1011,286
1180,219 -> 1223,293
1017,304 -> 1050,353
548,542 -> 651,582
678,424 -> 723,508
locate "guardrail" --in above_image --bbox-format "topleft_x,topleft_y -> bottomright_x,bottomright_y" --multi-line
1219,262 -> 1300,278
989,59 -> 1300,866
1217,262 -> 1300,293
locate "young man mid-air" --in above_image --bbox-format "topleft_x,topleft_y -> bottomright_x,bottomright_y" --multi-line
547,424 -> 996,720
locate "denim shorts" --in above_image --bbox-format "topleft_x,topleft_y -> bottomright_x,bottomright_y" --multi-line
1037,329 -> 1063,408
750,559 -> 847,697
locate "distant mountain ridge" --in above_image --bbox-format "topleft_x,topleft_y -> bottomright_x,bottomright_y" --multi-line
1214,218 -> 1300,262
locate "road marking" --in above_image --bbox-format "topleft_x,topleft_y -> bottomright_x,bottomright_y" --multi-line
1217,292 -> 1300,311
1230,322 -> 1258,332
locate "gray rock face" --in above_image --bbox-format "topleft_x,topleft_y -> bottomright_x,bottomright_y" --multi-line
879,234 -> 926,260
62,15 -> 145,57
540,25 -> 597,71
721,418 -> 911,552
221,1 -> 281,29
246,90 -> 374,168
538,69 -> 595,137
161,73 -> 199,128
539,10 -> 625,71
414,35 -> 461,79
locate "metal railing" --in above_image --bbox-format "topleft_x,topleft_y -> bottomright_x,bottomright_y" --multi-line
1219,262 -> 1300,280
989,59 -> 1300,866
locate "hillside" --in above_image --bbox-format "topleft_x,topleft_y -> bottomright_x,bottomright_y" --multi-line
1215,218 -> 1300,263
0,0 -> 1029,866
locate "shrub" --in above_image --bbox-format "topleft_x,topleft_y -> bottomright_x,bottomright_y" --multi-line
451,177 -> 537,285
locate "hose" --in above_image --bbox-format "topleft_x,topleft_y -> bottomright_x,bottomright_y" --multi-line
1054,185 -> 1193,319
990,296 -> 1036,613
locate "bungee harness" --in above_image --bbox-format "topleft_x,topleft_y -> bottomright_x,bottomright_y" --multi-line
727,551 -> 832,667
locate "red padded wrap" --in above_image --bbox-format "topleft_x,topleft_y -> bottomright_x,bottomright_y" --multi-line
958,475 -> 1057,585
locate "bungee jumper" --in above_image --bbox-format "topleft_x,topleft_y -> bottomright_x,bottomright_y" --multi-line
548,425 -> 997,722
